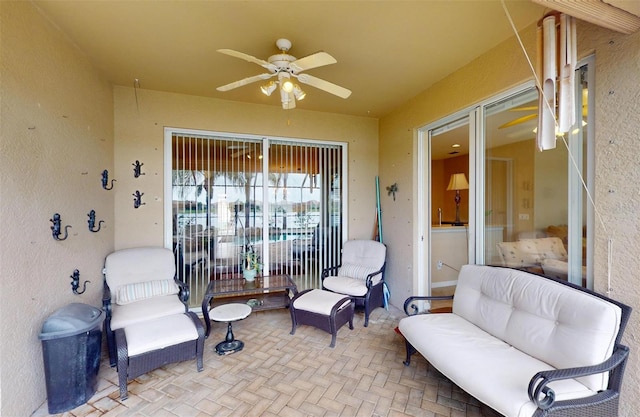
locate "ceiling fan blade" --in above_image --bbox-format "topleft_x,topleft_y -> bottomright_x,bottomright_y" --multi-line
216,73 -> 274,92
290,52 -> 337,73
296,74 -> 351,99
217,49 -> 277,72
499,113 -> 538,129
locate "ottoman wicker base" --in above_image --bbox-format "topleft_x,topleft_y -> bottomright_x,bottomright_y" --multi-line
115,311 -> 204,400
290,289 -> 355,348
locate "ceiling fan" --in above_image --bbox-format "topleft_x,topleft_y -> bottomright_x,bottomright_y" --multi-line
498,106 -> 539,129
216,38 -> 351,109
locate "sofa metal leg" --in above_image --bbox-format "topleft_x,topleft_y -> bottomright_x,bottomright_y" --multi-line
403,340 -> 417,366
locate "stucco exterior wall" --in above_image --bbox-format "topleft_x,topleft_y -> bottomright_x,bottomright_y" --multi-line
591,26 -> 640,417
0,2 -> 114,416
379,20 -> 640,416
112,87 -> 379,250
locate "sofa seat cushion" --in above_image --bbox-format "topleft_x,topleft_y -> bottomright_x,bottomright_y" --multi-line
323,276 -> 368,296
110,295 -> 186,330
124,313 -> 199,356
399,313 -> 595,417
540,258 -> 586,281
497,237 -> 567,268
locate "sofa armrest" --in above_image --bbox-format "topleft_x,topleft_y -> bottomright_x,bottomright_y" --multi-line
403,295 -> 454,316
528,344 -> 629,411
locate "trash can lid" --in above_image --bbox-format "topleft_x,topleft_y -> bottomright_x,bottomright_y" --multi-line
39,303 -> 104,340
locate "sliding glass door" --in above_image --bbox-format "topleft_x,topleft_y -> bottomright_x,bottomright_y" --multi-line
165,129 -> 346,308
418,59 -> 593,298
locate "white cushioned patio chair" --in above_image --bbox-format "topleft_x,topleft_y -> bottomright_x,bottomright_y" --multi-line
102,247 -> 197,365
321,239 -> 386,327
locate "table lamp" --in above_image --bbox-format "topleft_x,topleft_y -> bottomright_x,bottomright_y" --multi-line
447,173 -> 469,226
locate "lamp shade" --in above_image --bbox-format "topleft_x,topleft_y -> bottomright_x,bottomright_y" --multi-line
446,173 -> 469,191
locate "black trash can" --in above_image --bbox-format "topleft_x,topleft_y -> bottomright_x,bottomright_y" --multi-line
39,303 -> 104,414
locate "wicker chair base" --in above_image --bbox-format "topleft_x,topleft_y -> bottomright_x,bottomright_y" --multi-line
356,281 -> 385,327
115,312 -> 205,400
290,289 -> 355,348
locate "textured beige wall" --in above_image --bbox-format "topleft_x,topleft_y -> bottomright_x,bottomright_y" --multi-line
590,26 -> 640,417
0,2 -> 114,416
113,87 -> 379,249
379,20 -> 640,415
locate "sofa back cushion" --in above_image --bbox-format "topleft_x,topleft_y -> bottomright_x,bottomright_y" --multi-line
496,237 -> 567,267
452,265 -> 622,392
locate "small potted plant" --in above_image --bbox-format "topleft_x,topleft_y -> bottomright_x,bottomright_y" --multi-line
242,246 -> 262,282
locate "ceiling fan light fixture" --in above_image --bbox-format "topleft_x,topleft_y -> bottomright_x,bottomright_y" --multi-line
278,72 -> 295,93
532,126 -> 564,137
282,79 -> 294,93
293,85 -> 306,100
260,81 -> 276,96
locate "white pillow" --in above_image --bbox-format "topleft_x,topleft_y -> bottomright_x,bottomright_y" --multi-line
338,263 -> 379,281
115,279 -> 179,305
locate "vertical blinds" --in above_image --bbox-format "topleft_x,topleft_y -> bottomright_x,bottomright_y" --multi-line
171,133 -> 344,307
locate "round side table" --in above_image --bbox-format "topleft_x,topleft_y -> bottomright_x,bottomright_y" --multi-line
209,303 -> 252,355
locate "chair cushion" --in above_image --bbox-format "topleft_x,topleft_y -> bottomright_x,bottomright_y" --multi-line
124,313 -> 198,356
338,263 -> 379,281
115,279 -> 179,305
340,240 -> 386,271
323,276 -> 368,297
110,295 -> 186,330
293,289 -> 352,315
105,247 -> 176,291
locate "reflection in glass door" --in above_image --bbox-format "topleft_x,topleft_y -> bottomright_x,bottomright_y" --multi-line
428,116 -> 471,303
419,68 -> 593,300
166,130 -> 345,308
484,87 -> 538,252
483,66 -> 592,288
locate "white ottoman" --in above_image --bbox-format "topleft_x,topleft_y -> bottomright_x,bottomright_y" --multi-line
116,312 -> 204,400
290,289 -> 355,348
